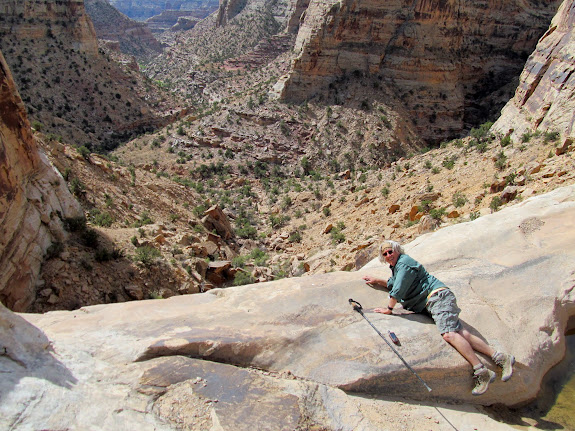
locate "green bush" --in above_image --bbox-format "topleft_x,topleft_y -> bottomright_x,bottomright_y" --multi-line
521,131 -> 532,143
134,246 -> 161,266
270,214 -> 289,229
69,177 -> 85,196
452,192 -> 468,208
430,208 -> 446,220
91,210 -> 114,227
95,247 -> 124,262
289,231 -> 302,243
77,146 -> 91,160
82,229 -> 99,248
490,196 -> 503,212
65,216 -> 87,232
494,151 -> 507,170
233,270 -> 255,286
500,135 -> 512,147
330,222 -> 346,244
543,131 -> 560,143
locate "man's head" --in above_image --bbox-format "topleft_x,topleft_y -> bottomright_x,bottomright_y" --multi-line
379,240 -> 403,266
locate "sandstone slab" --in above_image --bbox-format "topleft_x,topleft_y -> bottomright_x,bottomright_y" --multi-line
1,186 -> 575,430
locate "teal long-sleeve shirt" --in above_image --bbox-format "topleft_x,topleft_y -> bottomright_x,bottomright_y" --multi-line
387,254 -> 446,313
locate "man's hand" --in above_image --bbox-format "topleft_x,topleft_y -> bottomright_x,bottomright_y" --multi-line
362,275 -> 379,285
374,307 -> 392,315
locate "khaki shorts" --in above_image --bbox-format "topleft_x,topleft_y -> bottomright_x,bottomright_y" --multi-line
425,288 -> 463,334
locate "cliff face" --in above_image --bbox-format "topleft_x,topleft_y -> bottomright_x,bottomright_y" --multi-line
85,0 -> 163,56
0,0 -> 178,152
275,0 -> 562,144
0,0 -> 98,54
109,0 -> 219,22
492,0 -> 575,141
0,50 -> 82,312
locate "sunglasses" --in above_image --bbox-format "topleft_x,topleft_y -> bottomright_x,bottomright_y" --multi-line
382,250 -> 393,257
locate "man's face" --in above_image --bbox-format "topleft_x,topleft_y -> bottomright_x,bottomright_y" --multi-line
382,248 -> 399,266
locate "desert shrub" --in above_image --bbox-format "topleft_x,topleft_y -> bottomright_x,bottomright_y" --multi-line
452,192 -> 468,208
269,214 -> 289,229
134,246 -> 161,266
418,200 -> 433,213
65,216 -> 87,232
91,209 -> 114,227
68,177 -> 85,196
250,248 -> 268,266
544,130 -> 560,143
289,231 -> 302,243
500,135 -> 512,147
494,151 -> 507,170
46,241 -> 64,259
233,270 -> 255,286
95,247 -> 123,262
330,221 -> 346,244
521,131 -> 532,143
82,229 -> 99,248
77,146 -> 91,160
430,207 -> 446,220
490,196 -> 502,212
442,155 -> 457,170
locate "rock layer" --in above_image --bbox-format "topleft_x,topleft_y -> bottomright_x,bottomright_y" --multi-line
0,51 -> 82,311
275,0 -> 562,144
492,0 -> 575,142
85,0 -> 163,56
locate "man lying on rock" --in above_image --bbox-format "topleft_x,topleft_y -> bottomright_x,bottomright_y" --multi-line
362,240 -> 515,395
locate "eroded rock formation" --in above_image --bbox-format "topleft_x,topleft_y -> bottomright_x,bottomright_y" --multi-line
0,51 -> 82,311
109,0 -> 219,22
274,0 -> 562,144
85,0 -> 163,56
492,0 -> 575,142
0,0 -> 179,152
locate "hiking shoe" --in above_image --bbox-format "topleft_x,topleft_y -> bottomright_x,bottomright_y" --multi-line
492,351 -> 515,382
472,366 -> 496,395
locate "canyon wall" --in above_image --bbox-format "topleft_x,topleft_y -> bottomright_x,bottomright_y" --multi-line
109,0 -> 219,21
0,0 -> 177,152
275,0 -> 562,144
0,0 -> 99,55
85,0 -> 163,56
0,51 -> 82,312
492,0 -> 575,142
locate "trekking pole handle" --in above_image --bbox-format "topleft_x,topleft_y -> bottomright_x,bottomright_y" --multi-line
348,298 -> 363,312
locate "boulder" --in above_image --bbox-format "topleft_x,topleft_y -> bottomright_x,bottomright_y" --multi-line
201,205 -> 235,240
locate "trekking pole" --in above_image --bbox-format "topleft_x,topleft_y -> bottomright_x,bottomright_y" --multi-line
349,298 -> 432,392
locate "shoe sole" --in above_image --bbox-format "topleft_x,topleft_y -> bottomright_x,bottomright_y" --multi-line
501,355 -> 516,382
472,371 -> 496,395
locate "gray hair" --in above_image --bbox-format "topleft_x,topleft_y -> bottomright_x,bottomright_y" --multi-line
378,240 -> 404,262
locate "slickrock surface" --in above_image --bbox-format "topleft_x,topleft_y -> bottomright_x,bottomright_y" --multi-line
1,185 -> 574,430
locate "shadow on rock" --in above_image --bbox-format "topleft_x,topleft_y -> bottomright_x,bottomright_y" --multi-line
0,303 -> 77,400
